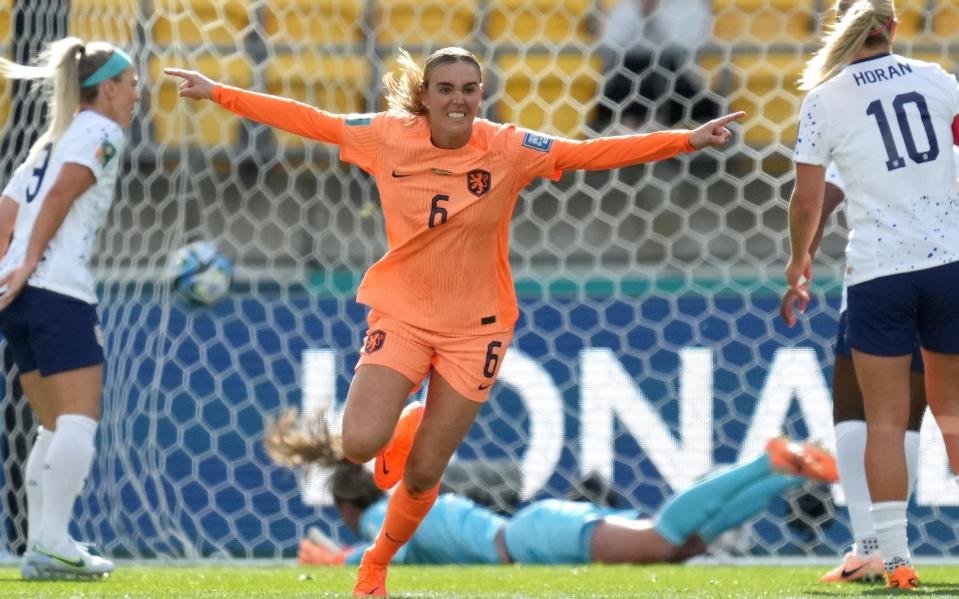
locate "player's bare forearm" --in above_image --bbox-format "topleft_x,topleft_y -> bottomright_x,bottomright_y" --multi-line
24,164 -> 94,267
0,196 -> 18,259
807,182 -> 844,259
788,164 -> 826,261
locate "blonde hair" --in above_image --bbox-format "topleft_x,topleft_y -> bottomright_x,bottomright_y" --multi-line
383,47 -> 482,118
799,0 -> 896,90
264,408 -> 343,467
263,409 -> 383,510
0,37 -> 122,162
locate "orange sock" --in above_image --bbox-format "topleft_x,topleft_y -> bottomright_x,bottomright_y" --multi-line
363,482 -> 440,566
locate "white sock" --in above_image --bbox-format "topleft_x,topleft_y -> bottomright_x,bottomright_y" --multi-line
835,421 -> 877,552
24,427 -> 53,550
904,430 -> 920,496
871,501 -> 910,571
38,414 -> 98,555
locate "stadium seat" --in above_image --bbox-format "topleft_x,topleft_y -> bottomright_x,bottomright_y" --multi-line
152,0 -> 250,47
496,52 -> 602,138
725,51 -> 805,146
265,53 -> 372,147
374,0 -> 477,46
894,0 -> 928,40
486,0 -> 594,45
149,54 -> 252,147
262,0 -> 366,47
712,0 -> 816,43
0,0 -> 10,45
70,0 -> 139,45
931,3 -> 959,39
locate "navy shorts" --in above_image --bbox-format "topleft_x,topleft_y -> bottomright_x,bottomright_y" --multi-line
846,261 -> 959,356
836,310 -> 924,372
0,286 -> 104,376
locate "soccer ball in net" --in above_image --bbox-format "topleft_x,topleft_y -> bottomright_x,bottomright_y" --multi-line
170,241 -> 234,306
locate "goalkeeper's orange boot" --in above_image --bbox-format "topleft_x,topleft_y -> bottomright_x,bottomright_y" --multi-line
353,560 -> 388,597
819,551 -> 884,582
765,437 -> 839,483
885,564 -> 920,590
374,401 -> 425,491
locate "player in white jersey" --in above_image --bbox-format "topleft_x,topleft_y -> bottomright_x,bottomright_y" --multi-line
0,37 -> 139,579
786,0 -> 959,589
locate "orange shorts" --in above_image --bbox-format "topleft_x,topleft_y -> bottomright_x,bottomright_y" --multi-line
356,309 -> 513,402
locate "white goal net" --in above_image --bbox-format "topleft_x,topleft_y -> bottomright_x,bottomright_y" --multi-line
1,0 -> 958,560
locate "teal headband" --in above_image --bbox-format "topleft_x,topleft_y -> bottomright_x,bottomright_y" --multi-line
81,49 -> 133,88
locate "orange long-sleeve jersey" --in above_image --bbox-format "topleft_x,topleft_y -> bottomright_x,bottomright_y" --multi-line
214,85 -> 695,334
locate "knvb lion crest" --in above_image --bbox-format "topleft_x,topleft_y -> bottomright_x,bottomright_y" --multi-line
467,169 -> 491,197
363,330 -> 386,354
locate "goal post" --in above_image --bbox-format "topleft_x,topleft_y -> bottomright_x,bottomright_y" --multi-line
1,0 -> 958,560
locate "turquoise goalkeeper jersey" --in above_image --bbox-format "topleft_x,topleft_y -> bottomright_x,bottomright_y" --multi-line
344,494 -> 507,565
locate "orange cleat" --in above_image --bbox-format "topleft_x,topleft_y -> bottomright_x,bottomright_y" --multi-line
819,552 -> 884,583
297,538 -> 347,566
353,559 -> 388,597
885,564 -> 920,590
766,437 -> 839,483
374,401 -> 425,491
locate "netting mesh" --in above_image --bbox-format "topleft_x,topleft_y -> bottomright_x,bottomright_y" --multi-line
1,0 -> 958,560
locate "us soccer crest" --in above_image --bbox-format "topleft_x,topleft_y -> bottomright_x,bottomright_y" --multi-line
467,169 -> 491,197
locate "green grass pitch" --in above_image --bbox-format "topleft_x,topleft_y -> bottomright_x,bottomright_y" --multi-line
3,563 -> 959,598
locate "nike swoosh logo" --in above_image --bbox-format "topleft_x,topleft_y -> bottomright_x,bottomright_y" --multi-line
478,383 -> 491,390
385,532 -> 403,543
840,564 -> 867,578
36,548 -> 86,569
391,170 -> 412,178
381,458 -> 389,475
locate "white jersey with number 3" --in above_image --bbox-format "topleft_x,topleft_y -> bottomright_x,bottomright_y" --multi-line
794,53 -> 959,286
0,110 -> 125,304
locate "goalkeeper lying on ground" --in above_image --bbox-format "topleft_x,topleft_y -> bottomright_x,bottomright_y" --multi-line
266,404 -> 837,566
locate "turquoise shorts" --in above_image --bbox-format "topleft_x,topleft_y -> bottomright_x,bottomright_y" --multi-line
503,499 -> 638,564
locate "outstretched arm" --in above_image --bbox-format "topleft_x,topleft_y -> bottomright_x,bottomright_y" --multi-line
552,112 -> 745,171
163,68 -> 344,145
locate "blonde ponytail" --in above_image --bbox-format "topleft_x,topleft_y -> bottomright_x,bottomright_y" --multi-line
0,37 -> 122,162
799,0 -> 896,91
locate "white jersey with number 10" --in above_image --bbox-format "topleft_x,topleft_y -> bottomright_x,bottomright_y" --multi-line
794,53 -> 959,286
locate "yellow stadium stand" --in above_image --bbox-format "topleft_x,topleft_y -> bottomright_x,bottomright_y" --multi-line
716,51 -> 805,146
894,0 -> 928,40
375,0 -> 477,46
932,3 -> 959,39
265,53 -> 372,147
149,54 -> 252,147
487,0 -> 594,45
153,0 -> 249,47
712,0 -> 816,43
0,0 -> 11,46
496,52 -> 602,138
70,0 -> 139,45
263,0 -> 366,47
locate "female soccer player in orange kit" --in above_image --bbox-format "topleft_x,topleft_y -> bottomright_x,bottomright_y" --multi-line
165,48 -> 742,597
